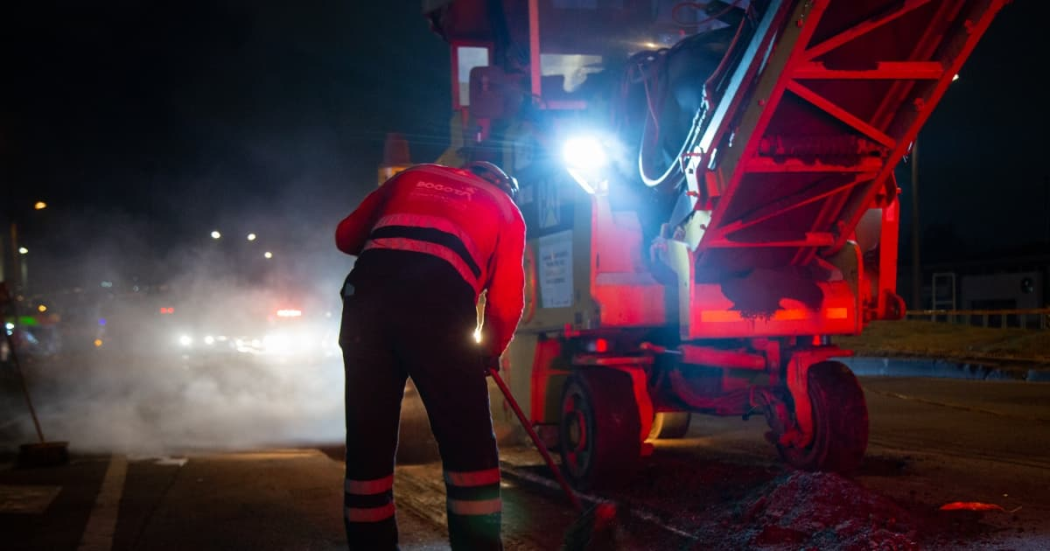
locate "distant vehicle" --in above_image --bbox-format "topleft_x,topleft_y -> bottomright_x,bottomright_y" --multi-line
234,306 -> 340,362
151,291 -> 339,364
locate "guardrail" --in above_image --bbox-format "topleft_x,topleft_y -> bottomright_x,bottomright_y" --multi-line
905,308 -> 1050,330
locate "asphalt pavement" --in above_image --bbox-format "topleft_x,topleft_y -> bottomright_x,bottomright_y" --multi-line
846,355 -> 1050,382
1,352 -> 1047,551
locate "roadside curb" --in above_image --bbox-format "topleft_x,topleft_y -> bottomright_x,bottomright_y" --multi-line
844,357 -> 1050,383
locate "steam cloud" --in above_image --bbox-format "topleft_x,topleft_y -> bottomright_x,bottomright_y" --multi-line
9,346 -> 346,457
1,190 -> 356,458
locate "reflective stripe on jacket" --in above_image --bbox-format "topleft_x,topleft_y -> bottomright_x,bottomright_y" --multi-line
335,164 -> 526,356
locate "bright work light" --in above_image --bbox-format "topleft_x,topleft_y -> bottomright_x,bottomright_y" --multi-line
563,136 -> 608,170
562,135 -> 610,195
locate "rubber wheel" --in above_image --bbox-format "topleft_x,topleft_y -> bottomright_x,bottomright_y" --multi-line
648,412 -> 692,440
778,361 -> 869,472
558,369 -> 642,491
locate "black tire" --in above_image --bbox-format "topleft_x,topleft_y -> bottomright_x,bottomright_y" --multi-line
558,369 -> 642,491
777,361 -> 869,472
648,412 -> 692,440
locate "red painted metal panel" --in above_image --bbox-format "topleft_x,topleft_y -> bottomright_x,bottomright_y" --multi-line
679,345 -> 767,370
695,0 -> 1008,271
685,279 -> 861,339
682,0 -> 1006,334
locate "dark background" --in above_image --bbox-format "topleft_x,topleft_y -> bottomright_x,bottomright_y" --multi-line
0,0 -> 1046,296
1,1 -> 450,295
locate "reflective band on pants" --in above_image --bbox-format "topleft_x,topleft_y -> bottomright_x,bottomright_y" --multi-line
444,468 -> 501,487
345,475 -> 394,495
345,503 -> 396,523
448,498 -> 502,516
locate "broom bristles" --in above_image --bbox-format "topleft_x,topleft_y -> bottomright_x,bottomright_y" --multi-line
562,501 -> 620,551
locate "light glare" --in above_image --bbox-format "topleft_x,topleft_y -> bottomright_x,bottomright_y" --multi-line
562,135 -> 611,195
211,230 -> 221,239
34,201 -> 47,210
18,247 -> 28,255
563,136 -> 608,170
264,251 -> 273,259
247,233 -> 257,241
263,333 -> 291,354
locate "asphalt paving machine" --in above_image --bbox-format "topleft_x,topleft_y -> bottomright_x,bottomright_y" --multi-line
421,0 -> 1009,489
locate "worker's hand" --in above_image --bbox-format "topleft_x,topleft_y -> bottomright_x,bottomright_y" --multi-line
480,354 -> 501,375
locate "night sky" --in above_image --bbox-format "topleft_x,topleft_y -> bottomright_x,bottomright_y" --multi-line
908,0 -> 1049,261
2,1 -> 450,293
1,0 -> 1047,295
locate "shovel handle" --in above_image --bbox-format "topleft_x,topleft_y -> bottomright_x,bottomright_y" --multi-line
489,368 -> 584,511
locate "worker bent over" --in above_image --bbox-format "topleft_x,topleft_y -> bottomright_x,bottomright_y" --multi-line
335,161 -> 526,550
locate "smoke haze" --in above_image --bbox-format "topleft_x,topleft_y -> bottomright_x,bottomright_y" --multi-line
0,0 -> 454,460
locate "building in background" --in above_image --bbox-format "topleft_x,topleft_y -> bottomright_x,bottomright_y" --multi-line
900,250 -> 1049,327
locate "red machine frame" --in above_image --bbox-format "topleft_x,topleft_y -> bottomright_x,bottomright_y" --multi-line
424,0 -> 1009,489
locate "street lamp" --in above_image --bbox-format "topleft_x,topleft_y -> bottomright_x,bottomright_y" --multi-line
5,201 -> 46,288
911,138 -> 921,310
247,233 -> 257,241
264,251 -> 273,259
911,74 -> 960,310
211,230 -> 222,240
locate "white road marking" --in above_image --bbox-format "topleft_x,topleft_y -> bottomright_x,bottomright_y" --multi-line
154,457 -> 188,467
126,454 -> 188,467
77,454 -> 128,551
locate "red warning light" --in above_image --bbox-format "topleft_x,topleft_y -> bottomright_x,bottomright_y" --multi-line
594,338 -> 609,353
160,307 -> 175,315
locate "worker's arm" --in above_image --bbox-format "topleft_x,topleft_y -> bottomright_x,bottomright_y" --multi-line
335,177 -> 398,255
482,213 -> 526,357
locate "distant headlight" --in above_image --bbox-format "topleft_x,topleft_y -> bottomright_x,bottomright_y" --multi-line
204,335 -> 216,345
178,335 -> 193,347
263,333 -> 291,355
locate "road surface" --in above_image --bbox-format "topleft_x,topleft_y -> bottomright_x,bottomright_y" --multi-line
0,352 -> 1048,549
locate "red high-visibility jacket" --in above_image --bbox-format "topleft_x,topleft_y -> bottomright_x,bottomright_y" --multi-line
336,164 -> 526,356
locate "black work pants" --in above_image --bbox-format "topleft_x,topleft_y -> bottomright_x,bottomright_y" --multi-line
339,250 -> 502,551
